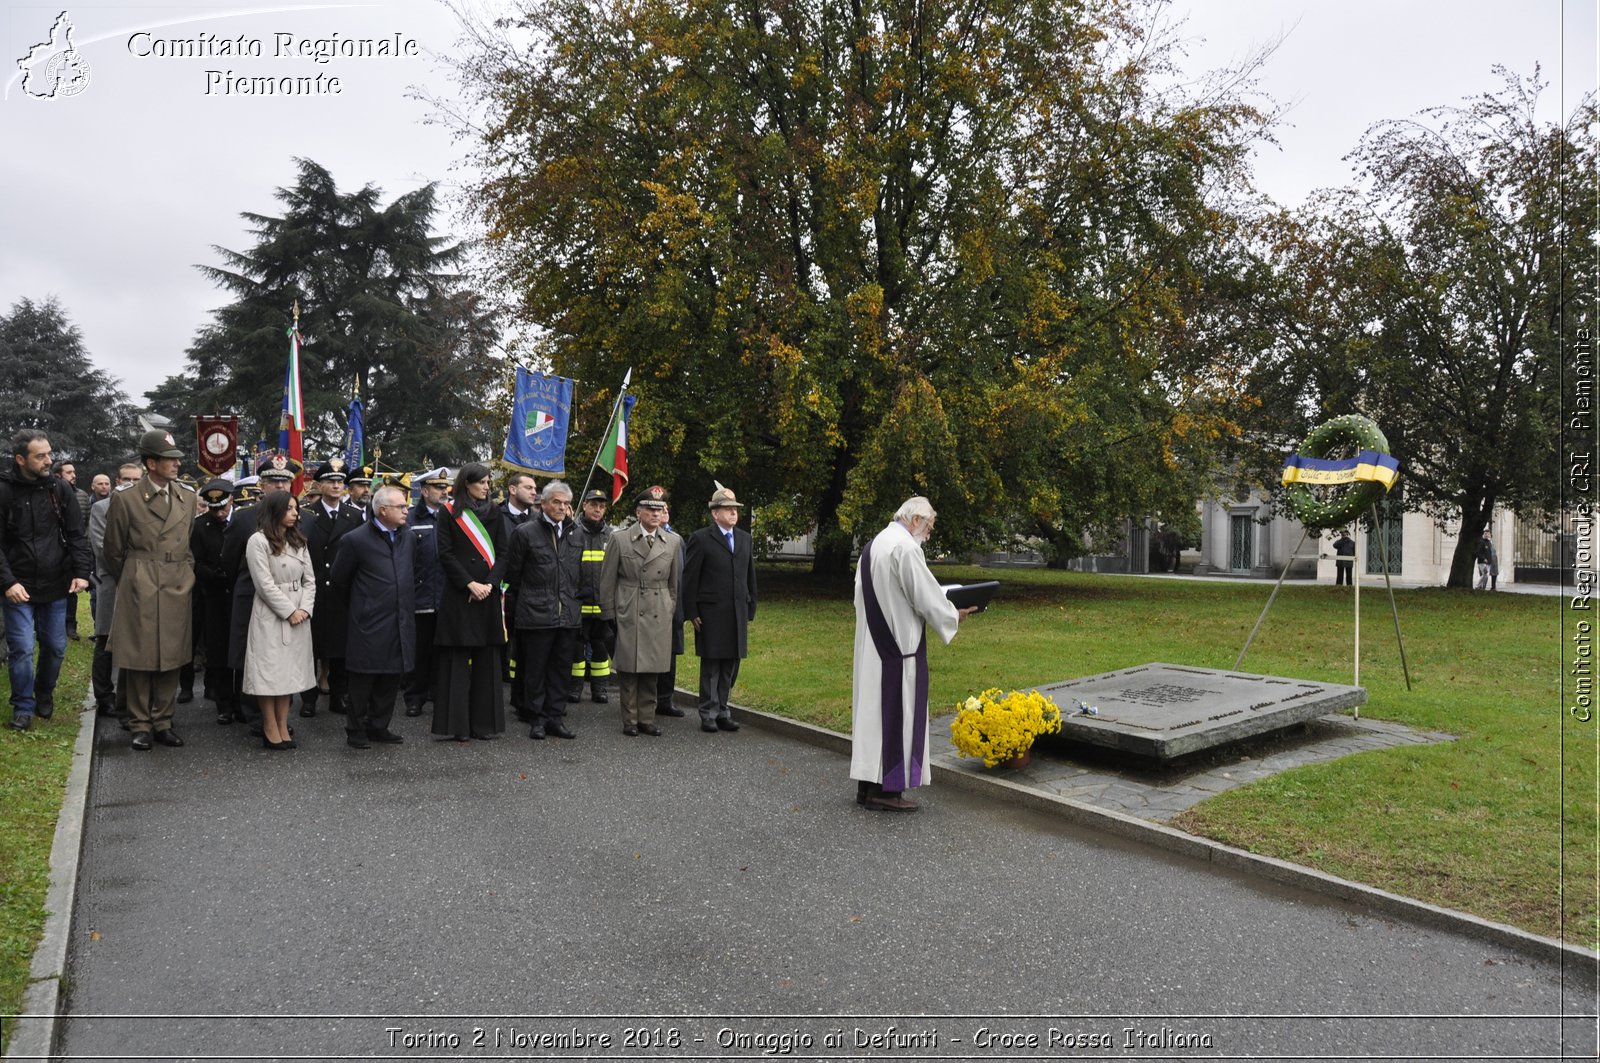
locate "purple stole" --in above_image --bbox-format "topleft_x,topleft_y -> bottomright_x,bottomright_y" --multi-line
859,538 -> 929,791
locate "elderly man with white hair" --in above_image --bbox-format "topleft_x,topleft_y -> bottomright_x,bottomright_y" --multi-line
329,483 -> 416,748
850,496 -> 977,811
504,479 -> 584,740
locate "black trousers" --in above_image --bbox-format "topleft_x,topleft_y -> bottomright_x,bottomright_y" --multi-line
432,646 -> 505,738
346,671 -> 401,735
516,627 -> 579,723
697,657 -> 740,722
1335,560 -> 1353,586
404,613 -> 438,708
91,635 -> 125,712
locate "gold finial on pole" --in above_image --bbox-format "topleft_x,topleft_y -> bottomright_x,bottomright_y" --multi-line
293,300 -> 300,327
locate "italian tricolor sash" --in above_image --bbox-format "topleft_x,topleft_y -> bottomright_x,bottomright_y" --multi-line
455,506 -> 496,567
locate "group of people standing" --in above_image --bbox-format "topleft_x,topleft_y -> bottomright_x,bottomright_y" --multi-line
3,427 -> 763,751
7,426 -> 975,816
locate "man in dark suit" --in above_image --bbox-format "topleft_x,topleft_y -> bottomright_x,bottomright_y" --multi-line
331,483 -> 415,748
500,471 -> 537,720
299,458 -> 364,717
191,479 -> 239,724
681,483 -> 757,733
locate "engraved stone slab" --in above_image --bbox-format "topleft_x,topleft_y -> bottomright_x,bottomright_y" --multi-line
1037,662 -> 1366,761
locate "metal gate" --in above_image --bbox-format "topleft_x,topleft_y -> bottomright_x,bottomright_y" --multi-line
1229,514 -> 1253,572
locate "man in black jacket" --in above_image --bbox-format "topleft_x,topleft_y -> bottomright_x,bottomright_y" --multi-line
504,480 -> 582,740
403,470 -> 449,716
2,431 -> 92,730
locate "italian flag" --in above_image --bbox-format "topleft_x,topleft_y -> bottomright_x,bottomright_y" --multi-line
281,320 -> 306,493
455,506 -> 496,568
598,395 -> 636,502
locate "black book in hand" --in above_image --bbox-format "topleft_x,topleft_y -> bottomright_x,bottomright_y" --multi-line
942,580 -> 998,612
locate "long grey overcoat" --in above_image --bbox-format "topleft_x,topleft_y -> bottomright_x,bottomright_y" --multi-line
104,479 -> 195,672
599,524 -> 681,673
88,495 -> 116,639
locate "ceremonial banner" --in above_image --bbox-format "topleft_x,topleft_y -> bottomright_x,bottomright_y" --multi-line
195,415 -> 238,476
280,316 -> 306,492
1281,449 -> 1400,490
503,367 -> 573,474
344,394 -> 366,471
598,395 -> 636,502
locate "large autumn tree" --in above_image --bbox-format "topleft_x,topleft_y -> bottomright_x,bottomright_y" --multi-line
1245,70 -> 1597,586
156,159 -> 500,471
450,0 -> 1273,574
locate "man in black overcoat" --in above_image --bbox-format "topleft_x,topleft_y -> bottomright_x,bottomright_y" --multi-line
331,483 -> 416,747
191,479 -> 240,724
681,484 -> 758,733
299,458 -> 364,717
500,471 -> 538,720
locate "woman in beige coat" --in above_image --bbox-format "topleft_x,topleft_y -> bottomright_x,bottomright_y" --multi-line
243,491 -> 316,749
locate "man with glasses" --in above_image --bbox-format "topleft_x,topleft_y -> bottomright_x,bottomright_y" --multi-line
331,484 -> 415,748
504,480 -> 583,740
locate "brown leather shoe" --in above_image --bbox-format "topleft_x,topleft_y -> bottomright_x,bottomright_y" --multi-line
865,793 -> 919,812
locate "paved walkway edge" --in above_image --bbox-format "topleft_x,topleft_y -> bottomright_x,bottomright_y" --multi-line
5,693 -> 96,1063
728,701 -> 1599,970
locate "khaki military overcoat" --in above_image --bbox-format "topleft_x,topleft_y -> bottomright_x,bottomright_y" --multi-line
104,478 -> 195,672
599,523 -> 680,673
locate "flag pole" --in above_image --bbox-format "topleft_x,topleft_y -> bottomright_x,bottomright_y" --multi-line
578,367 -> 633,501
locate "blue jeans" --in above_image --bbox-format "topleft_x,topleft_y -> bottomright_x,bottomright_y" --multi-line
5,597 -> 68,721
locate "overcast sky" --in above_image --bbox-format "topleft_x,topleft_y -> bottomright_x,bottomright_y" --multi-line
1,0 -> 1594,413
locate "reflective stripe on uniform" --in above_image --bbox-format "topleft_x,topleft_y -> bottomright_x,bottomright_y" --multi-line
581,604 -> 601,614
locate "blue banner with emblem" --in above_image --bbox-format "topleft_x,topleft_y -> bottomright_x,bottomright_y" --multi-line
503,367 -> 573,475
344,395 -> 366,471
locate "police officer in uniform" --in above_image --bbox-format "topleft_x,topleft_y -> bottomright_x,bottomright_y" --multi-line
103,429 -> 197,750
191,479 -> 240,724
346,466 -> 375,519
403,469 -> 449,716
571,488 -> 615,704
300,457 -> 364,717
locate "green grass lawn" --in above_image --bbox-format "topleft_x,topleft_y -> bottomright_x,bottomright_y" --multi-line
0,599 -> 90,1050
740,564 -> 1596,947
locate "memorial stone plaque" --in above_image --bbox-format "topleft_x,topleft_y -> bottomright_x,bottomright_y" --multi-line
1038,662 -> 1366,761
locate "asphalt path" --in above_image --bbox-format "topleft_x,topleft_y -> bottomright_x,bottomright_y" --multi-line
56,692 -> 1596,1062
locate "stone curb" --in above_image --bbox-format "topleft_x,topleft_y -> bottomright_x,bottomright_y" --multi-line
5,691 -> 96,1062
726,701 -> 1599,970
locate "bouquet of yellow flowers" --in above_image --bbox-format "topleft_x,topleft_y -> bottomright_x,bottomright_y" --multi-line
949,687 -> 1063,767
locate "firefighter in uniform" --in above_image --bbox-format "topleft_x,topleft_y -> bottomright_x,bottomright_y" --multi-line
571,488 -> 615,703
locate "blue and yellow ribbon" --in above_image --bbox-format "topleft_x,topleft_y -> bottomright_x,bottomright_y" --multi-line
1281,450 -> 1400,490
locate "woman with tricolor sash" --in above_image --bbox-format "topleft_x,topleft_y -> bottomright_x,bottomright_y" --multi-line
431,463 -> 510,741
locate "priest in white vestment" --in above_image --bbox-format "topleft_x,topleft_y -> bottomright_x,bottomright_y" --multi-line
849,497 -> 974,811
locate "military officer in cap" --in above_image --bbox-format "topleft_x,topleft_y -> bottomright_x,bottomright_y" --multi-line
346,466 -> 375,520
191,478 -> 240,724
300,457 -> 364,716
598,485 -> 681,737
403,469 -> 449,716
571,488 -> 615,704
103,429 -> 197,750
